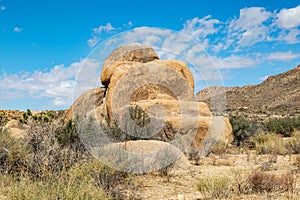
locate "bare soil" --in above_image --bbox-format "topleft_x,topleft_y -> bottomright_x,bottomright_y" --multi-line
134,149 -> 300,200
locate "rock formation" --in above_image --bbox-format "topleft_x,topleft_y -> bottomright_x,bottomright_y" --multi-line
71,43 -> 233,159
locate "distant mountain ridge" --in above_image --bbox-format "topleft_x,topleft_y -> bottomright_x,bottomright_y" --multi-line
196,64 -> 300,118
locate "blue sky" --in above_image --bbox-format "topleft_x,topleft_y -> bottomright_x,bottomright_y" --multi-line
0,0 -> 300,110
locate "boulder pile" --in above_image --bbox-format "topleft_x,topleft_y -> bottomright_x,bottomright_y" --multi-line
69,43 -> 233,158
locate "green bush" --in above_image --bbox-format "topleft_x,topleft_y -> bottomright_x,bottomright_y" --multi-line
32,115 -> 38,121
42,115 -> 50,122
229,115 -> 259,146
55,119 -> 81,147
130,105 -> 150,127
266,116 -> 300,137
26,109 -> 32,116
22,112 -> 29,121
46,111 -> 56,119
0,112 -> 8,128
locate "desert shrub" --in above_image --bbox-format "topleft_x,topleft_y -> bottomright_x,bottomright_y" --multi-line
284,131 -> 300,154
211,141 -> 229,155
230,169 -> 295,195
197,176 -> 232,199
0,112 -> 8,128
25,119 -> 87,179
26,109 -> 32,116
247,170 -> 295,193
155,159 -> 180,182
250,133 -> 288,155
102,116 -> 142,142
231,170 -> 251,195
229,115 -> 259,146
46,110 -> 56,119
266,116 -> 300,137
130,105 -> 150,127
0,130 -> 28,175
67,160 -> 138,199
42,115 -> 50,122
18,118 -> 26,124
32,115 -> 38,121
55,119 -> 80,147
22,112 -> 29,121
291,154 -> 300,171
0,116 -> 142,199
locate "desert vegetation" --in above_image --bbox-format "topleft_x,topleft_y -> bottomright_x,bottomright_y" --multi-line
0,117 -> 141,199
1,111 -> 300,199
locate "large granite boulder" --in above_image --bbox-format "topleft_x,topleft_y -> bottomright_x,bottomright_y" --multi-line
68,43 -> 234,160
90,140 -> 190,174
101,43 -> 159,86
65,87 -> 106,121
105,60 -> 195,120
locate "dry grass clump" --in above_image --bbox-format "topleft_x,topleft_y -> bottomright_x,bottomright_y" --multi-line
250,133 -> 288,155
211,141 -> 229,155
284,131 -> 300,154
197,176 -> 232,199
249,131 -> 300,155
197,170 -> 296,199
0,171 -> 109,200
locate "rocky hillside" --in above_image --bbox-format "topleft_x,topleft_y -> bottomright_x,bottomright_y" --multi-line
197,64 -> 300,118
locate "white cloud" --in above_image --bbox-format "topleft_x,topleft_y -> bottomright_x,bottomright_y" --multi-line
87,36 -> 99,48
273,6 -> 300,44
276,29 -> 300,44
230,7 -> 272,31
87,23 -> 116,47
181,15 -> 221,39
124,21 -> 133,28
276,5 -> 300,29
0,6 -> 5,10
13,27 -> 23,32
266,51 -> 300,61
53,97 -> 66,106
0,58 -> 101,107
87,22 -> 137,47
228,7 -> 273,47
93,23 -> 115,33
178,6 -> 300,53
213,55 -> 258,69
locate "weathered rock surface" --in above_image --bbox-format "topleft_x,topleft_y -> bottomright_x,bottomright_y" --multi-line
65,87 -> 106,120
4,119 -> 23,129
101,43 -> 159,86
67,43 -> 233,160
105,61 -> 195,120
4,119 -> 25,139
91,140 -> 190,174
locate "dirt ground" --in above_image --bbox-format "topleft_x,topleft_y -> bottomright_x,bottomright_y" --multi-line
133,149 -> 300,200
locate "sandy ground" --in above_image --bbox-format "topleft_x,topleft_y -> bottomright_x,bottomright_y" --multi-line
133,150 -> 300,200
